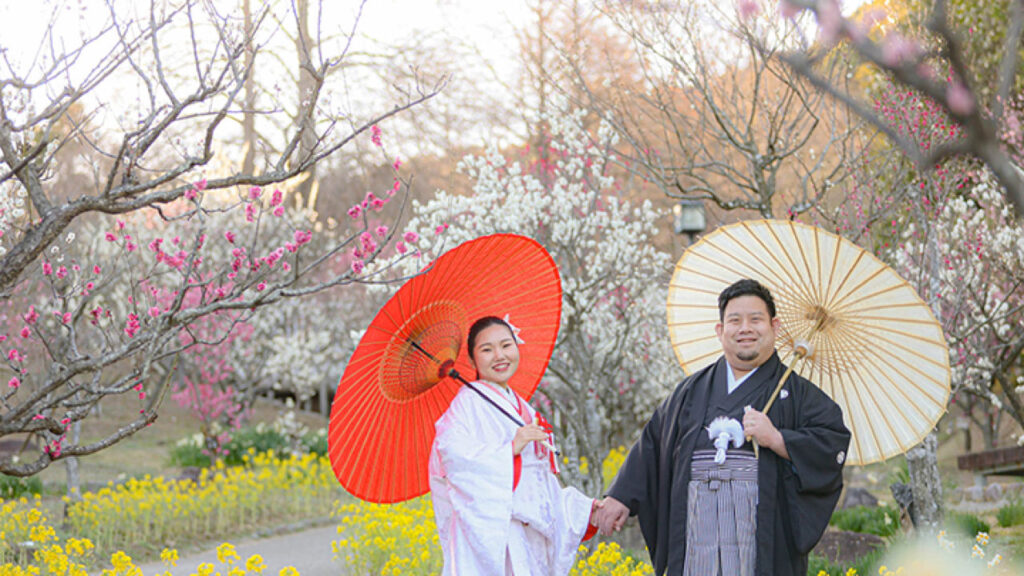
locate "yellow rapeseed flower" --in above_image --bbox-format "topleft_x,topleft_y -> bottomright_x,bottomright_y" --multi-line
161,548 -> 180,567
217,543 -> 240,564
245,554 -> 267,573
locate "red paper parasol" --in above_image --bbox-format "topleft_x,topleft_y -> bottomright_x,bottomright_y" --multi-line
328,233 -> 562,503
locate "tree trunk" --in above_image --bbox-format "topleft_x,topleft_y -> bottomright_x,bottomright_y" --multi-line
905,431 -> 942,530
242,0 -> 256,175
902,231 -> 944,529
295,0 -> 317,208
64,421 -> 82,501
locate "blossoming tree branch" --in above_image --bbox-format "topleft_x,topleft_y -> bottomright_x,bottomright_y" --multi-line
0,0 -> 444,477
767,0 -> 1024,218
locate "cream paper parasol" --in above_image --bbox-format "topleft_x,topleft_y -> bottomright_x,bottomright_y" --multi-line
667,219 -> 951,465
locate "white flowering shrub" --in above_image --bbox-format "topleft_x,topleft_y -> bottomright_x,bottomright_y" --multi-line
891,170 -> 1024,439
385,108 -> 682,493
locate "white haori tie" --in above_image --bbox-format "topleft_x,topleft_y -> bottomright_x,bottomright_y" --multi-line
707,416 -> 745,464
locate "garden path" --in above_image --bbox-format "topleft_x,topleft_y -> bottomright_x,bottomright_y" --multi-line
135,523 -> 341,576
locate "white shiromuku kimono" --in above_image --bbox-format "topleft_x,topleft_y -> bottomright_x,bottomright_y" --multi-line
429,382 -> 593,576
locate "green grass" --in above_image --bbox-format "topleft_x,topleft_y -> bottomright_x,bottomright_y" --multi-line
947,511 -> 991,537
807,546 -> 885,576
33,392 -> 327,492
997,501 -> 1024,528
830,505 -> 900,537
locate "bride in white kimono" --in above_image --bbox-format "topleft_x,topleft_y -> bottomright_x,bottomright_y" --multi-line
429,316 -> 598,576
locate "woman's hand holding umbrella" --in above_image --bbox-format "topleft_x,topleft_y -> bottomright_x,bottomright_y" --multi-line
513,423 -> 551,455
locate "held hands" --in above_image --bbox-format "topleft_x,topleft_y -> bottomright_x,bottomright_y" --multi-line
592,496 -> 629,535
512,423 -> 550,455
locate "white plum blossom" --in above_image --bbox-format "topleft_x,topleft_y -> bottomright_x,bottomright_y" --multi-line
891,169 -> 1024,438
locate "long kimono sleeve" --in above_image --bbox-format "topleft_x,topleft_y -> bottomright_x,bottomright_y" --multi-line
429,393 -> 515,575
777,382 -> 851,554
606,399 -> 664,516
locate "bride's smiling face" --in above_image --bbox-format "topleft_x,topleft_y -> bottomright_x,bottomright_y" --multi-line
470,324 -> 520,386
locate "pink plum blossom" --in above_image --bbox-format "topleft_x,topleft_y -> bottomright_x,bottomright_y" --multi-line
371,125 -> 382,147
882,33 -> 919,67
814,0 -> 842,46
224,231 -> 236,244
271,189 -> 283,206
8,377 -> 19,388
947,82 -> 975,115
403,231 -> 419,243
124,314 -> 141,338
352,259 -> 365,274
779,0 -> 802,19
737,0 -> 760,20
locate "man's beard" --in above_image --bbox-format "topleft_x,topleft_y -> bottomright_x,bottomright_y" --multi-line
736,349 -> 760,362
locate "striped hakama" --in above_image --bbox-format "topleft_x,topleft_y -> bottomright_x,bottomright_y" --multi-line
683,449 -> 758,576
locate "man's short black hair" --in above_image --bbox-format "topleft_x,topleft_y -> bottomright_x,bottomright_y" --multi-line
718,279 -> 776,321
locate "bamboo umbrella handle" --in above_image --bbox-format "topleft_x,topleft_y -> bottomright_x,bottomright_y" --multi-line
751,342 -> 811,458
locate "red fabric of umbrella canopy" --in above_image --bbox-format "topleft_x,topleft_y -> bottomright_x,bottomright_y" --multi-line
328,233 -> 562,503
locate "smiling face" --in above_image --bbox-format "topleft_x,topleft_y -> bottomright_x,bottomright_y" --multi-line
469,323 -> 520,387
715,294 -> 780,377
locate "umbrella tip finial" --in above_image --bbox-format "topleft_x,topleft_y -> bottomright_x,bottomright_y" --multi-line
438,358 -> 456,380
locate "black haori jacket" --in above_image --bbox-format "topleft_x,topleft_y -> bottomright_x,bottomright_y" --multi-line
607,352 -> 851,576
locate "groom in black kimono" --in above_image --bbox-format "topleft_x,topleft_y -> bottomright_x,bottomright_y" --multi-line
594,279 -> 850,576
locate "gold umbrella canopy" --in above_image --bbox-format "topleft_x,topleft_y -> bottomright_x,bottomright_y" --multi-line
668,219 -> 951,466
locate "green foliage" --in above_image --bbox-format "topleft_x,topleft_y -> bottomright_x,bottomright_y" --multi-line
169,439 -> 211,468
996,500 -> 1024,527
829,505 -> 900,537
888,462 -> 910,486
0,473 -> 42,500
807,547 -> 885,576
170,425 -> 328,468
303,429 -> 328,458
222,427 -> 292,466
947,511 -> 991,536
